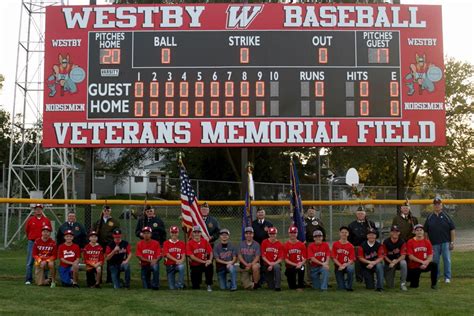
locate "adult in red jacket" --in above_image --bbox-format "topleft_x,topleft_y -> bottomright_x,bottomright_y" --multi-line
25,204 -> 51,285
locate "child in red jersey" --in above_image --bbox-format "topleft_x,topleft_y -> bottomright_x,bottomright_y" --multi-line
307,230 -> 331,291
163,226 -> 186,290
82,230 -> 104,288
332,226 -> 355,291
32,225 -> 57,287
136,226 -> 162,290
406,224 -> 438,289
261,227 -> 284,291
284,226 -> 306,291
186,226 -> 213,291
58,230 -> 81,287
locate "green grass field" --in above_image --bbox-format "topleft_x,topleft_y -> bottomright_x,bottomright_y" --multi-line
1,249 -> 474,315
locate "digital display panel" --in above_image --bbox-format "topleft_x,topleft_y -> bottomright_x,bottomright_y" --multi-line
43,4 -> 445,147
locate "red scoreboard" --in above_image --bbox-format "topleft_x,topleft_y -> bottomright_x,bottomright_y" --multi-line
43,4 -> 445,147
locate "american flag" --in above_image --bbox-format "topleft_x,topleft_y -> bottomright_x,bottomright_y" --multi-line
180,166 -> 210,241
290,159 -> 306,242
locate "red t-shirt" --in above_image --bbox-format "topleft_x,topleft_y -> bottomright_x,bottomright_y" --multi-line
162,239 -> 186,266
284,240 -> 306,265
32,237 -> 57,262
331,241 -> 355,265
136,239 -> 162,266
261,239 -> 284,264
58,243 -> 81,268
406,238 -> 433,269
82,243 -> 104,266
307,242 -> 331,267
25,215 -> 51,241
186,238 -> 212,266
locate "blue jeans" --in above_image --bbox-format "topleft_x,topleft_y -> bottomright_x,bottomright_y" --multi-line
141,264 -> 160,289
25,240 -> 35,282
166,264 -> 185,290
335,264 -> 354,290
432,242 -> 451,280
110,263 -> 130,289
59,266 -> 73,286
310,266 -> 329,290
362,262 -> 384,289
217,265 -> 237,290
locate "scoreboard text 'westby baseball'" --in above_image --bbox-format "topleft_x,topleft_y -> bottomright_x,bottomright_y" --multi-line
43,4 -> 445,148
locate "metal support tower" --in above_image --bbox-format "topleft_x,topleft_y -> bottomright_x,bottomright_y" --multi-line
4,0 -> 76,248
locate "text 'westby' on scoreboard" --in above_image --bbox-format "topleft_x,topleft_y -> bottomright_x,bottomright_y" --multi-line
43,4 -> 445,148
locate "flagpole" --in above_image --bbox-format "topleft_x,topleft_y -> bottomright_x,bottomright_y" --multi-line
178,151 -> 190,288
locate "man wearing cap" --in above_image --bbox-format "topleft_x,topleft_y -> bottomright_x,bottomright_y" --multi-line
261,227 -> 284,291
424,197 -> 456,284
58,230 -> 81,287
135,206 -> 167,246
284,226 -> 306,291
213,228 -> 238,291
383,225 -> 408,291
238,227 -> 261,290
357,228 -> 384,291
32,225 -> 57,287
25,204 -> 52,285
187,225 -> 214,291
307,230 -> 331,291
201,202 -> 220,246
82,230 -> 104,288
252,208 -> 273,245
93,205 -> 120,283
163,226 -> 186,290
136,226 -> 161,290
57,211 -> 87,249
406,224 -> 438,289
105,229 -> 131,289
348,206 -> 377,282
332,226 -> 356,291
392,201 -> 419,241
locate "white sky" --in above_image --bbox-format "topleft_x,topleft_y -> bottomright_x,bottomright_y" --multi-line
0,0 -> 473,115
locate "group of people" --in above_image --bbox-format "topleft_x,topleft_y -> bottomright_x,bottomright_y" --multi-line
24,198 -> 455,291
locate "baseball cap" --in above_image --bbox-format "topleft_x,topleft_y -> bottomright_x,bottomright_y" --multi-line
356,206 -> 365,212
313,230 -> 324,237
268,227 -> 278,234
288,226 -> 298,234
34,204 -> 43,209
402,200 -> 410,207
244,227 -> 254,233
112,228 -> 122,237
367,228 -> 377,235
103,205 -> 111,210
170,226 -> 179,233
142,226 -> 152,233
413,224 -> 424,230
390,225 -> 400,232
42,225 -> 52,232
219,228 -> 230,235
88,230 -> 98,237
64,229 -> 74,236
192,226 -> 202,232
433,197 -> 442,204
201,202 -> 209,208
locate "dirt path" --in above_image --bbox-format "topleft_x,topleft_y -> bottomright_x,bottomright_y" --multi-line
455,229 -> 474,251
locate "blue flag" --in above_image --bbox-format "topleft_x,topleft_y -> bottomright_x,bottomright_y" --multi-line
290,159 -> 306,242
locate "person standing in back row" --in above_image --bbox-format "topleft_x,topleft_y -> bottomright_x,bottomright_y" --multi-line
392,200 -> 418,241
424,197 -> 456,284
201,202 -> 220,246
135,205 -> 166,246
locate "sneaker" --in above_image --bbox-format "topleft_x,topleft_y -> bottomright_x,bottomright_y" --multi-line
230,288 -> 237,292
346,288 -> 354,292
253,283 -> 261,290
401,283 -> 408,291
72,283 -> 80,288
431,285 -> 438,290
207,285 -> 212,292
376,288 -> 383,292
445,279 -> 451,284
25,281 -> 31,285
50,282 -> 56,288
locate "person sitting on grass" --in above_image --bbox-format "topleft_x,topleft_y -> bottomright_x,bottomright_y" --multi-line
136,226 -> 161,290
284,226 -> 306,292
213,228 -> 238,291
357,228 -> 384,292
307,230 -> 331,291
105,229 -> 131,289
82,230 -> 104,288
163,226 -> 186,290
332,226 -> 356,291
32,225 -> 57,288
238,227 -> 261,290
58,229 -> 81,287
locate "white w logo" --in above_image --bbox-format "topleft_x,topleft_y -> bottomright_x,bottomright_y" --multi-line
226,5 -> 263,29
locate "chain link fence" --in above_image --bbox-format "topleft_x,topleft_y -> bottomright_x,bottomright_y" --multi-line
1,172 -> 473,249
